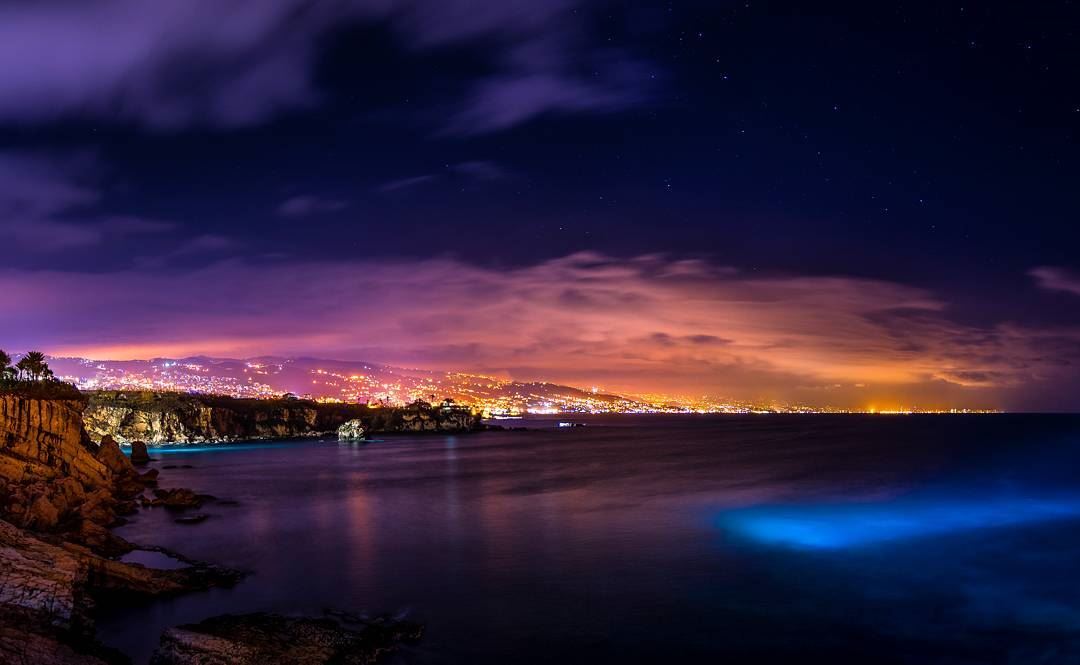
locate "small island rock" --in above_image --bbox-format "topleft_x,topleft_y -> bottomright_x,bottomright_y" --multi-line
337,419 -> 366,442
130,440 -> 151,465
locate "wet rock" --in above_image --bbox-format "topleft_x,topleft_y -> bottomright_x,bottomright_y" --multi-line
130,440 -> 151,466
152,488 -> 205,510
150,612 -> 423,665
0,618 -> 122,665
97,435 -> 148,499
0,519 -> 89,628
113,499 -> 138,517
77,488 -> 116,526
95,436 -> 133,478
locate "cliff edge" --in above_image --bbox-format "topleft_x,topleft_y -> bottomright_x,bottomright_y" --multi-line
0,390 -> 241,663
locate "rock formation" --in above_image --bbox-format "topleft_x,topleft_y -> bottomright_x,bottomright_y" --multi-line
84,392 -> 331,444
0,389 -> 243,663
0,394 -> 110,488
129,440 -> 150,465
84,391 -> 482,444
0,517 -> 241,664
337,419 -> 366,441
150,612 -> 423,665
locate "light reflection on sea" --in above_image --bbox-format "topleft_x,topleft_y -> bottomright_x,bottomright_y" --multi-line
97,414 -> 1080,664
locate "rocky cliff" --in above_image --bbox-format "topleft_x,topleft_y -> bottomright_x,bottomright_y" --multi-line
84,393 -> 325,444
0,390 -> 242,663
0,394 -> 110,489
84,392 -> 481,444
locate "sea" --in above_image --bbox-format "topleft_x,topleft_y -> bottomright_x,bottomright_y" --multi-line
96,414 -> 1080,664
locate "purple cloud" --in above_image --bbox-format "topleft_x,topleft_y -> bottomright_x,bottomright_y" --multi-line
378,161 -> 511,192
3,252 -> 1077,409
0,1 -> 652,133
1030,266 -> 1080,296
277,196 -> 349,218
378,175 -> 439,193
447,56 -> 655,134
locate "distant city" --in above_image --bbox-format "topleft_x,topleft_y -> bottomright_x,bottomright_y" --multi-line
43,356 -> 997,416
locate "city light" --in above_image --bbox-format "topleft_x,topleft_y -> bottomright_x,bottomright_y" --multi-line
53,357 -> 999,415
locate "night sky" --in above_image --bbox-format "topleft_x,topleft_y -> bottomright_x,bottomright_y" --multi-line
3,0 -> 1080,410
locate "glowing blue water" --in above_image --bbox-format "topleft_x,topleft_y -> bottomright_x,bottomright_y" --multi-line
719,495 -> 1080,549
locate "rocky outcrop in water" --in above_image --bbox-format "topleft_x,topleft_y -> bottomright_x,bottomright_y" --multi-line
338,419 -> 366,441
150,612 -> 423,665
0,518 -> 241,664
129,440 -> 150,465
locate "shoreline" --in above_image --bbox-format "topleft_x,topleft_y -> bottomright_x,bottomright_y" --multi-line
0,390 -> 425,664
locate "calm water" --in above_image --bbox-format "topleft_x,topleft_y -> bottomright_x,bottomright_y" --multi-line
98,415 -> 1080,664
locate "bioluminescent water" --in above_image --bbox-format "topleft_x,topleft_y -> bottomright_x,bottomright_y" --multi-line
718,495 -> 1080,549
96,414 -> 1080,664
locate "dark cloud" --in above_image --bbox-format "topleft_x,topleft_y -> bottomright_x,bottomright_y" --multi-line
0,152 -> 174,252
0,0 -> 651,133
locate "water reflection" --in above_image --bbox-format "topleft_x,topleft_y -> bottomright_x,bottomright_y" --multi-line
96,414 -> 1080,664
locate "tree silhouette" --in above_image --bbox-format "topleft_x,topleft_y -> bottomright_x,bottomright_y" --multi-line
18,351 -> 49,382
0,350 -> 12,382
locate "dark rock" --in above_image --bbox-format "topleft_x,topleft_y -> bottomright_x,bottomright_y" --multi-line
0,614 -> 123,665
114,499 -> 138,516
26,493 -> 62,530
97,435 -> 148,499
0,518 -> 242,664
130,440 -> 151,466
95,435 -> 134,477
150,612 -> 423,665
152,488 -> 204,510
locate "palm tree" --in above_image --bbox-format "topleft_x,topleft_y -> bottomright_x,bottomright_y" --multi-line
15,357 -> 31,381
12,352 -> 50,382
23,351 -> 48,381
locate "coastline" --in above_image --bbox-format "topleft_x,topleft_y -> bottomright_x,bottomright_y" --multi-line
0,388 -> 428,664
83,390 -> 483,445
